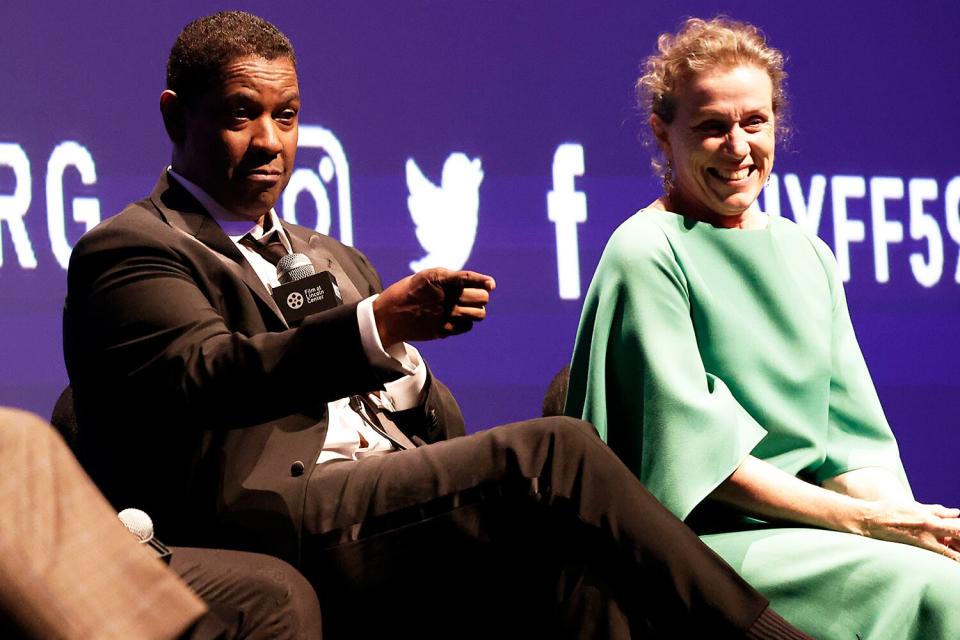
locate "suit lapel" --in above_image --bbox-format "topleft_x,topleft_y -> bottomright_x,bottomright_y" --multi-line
284,223 -> 365,305
149,173 -> 288,327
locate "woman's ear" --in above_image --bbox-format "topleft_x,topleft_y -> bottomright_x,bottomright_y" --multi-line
159,90 -> 185,145
649,113 -> 671,156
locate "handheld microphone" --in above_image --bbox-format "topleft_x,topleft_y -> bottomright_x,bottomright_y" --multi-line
117,508 -> 173,564
271,253 -> 343,326
276,252 -> 316,285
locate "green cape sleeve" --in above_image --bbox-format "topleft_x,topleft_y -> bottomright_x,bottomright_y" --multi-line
808,238 -> 911,493
566,215 -> 766,520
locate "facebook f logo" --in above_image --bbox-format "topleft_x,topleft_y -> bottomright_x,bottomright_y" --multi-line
547,143 -> 587,300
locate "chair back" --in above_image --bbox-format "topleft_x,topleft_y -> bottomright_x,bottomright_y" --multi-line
50,386 -> 80,451
541,365 -> 570,417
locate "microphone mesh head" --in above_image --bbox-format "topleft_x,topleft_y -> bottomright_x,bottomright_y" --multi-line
117,507 -> 154,543
277,252 -> 316,284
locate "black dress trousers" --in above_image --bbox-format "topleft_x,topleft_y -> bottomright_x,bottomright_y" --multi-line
299,416 -> 795,639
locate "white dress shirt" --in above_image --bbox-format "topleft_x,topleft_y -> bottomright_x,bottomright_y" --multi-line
168,169 -> 428,464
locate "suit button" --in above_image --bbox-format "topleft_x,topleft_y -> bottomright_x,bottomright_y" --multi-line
290,460 -> 305,477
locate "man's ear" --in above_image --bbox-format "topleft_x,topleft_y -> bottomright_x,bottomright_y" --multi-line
159,90 -> 185,145
649,113 -> 671,156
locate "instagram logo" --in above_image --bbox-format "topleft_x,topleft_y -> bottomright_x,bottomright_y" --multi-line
282,125 -> 354,246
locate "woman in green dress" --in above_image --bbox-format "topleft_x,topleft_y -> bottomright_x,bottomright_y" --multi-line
566,17 -> 960,639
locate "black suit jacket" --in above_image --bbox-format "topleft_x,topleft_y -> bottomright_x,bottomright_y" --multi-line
64,172 -> 464,561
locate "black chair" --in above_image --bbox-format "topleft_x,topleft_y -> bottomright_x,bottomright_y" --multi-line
541,365 -> 570,418
50,386 -> 79,451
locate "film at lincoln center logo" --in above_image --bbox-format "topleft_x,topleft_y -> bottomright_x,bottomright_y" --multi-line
286,292 -> 304,309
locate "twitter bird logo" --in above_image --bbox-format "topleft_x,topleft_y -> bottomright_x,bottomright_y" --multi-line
406,153 -> 484,272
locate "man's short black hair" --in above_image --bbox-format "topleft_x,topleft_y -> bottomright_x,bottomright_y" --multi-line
167,11 -> 296,104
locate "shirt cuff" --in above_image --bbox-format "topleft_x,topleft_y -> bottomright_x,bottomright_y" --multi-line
357,295 -> 428,410
381,347 -> 427,411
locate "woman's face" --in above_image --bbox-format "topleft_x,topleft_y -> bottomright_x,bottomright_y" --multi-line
653,65 -> 775,219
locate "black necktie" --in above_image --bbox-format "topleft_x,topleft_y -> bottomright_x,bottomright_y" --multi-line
349,395 -> 415,451
240,231 -> 287,266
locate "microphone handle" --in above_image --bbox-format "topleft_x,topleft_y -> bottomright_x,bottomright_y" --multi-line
146,537 -> 173,564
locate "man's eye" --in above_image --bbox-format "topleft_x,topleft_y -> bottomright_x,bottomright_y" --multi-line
230,108 -> 249,121
743,118 -> 766,132
276,109 -> 298,123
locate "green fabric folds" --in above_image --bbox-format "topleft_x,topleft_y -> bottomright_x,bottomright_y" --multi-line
566,209 -> 958,639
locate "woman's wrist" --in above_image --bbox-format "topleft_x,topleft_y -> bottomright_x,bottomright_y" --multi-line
831,495 -> 875,536
801,486 -> 870,536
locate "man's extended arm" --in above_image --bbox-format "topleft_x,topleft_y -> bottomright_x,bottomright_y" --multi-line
66,204 -> 492,434
65,209 -> 382,430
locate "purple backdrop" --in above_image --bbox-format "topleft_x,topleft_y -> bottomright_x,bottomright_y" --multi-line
1,1 -> 958,503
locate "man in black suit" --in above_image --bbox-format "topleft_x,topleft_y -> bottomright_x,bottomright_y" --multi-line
64,11 -> 809,639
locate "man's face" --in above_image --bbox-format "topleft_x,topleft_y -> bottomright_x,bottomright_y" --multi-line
175,55 -> 300,222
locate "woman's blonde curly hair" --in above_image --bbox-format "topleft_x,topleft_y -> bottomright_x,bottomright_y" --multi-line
637,17 -> 789,179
